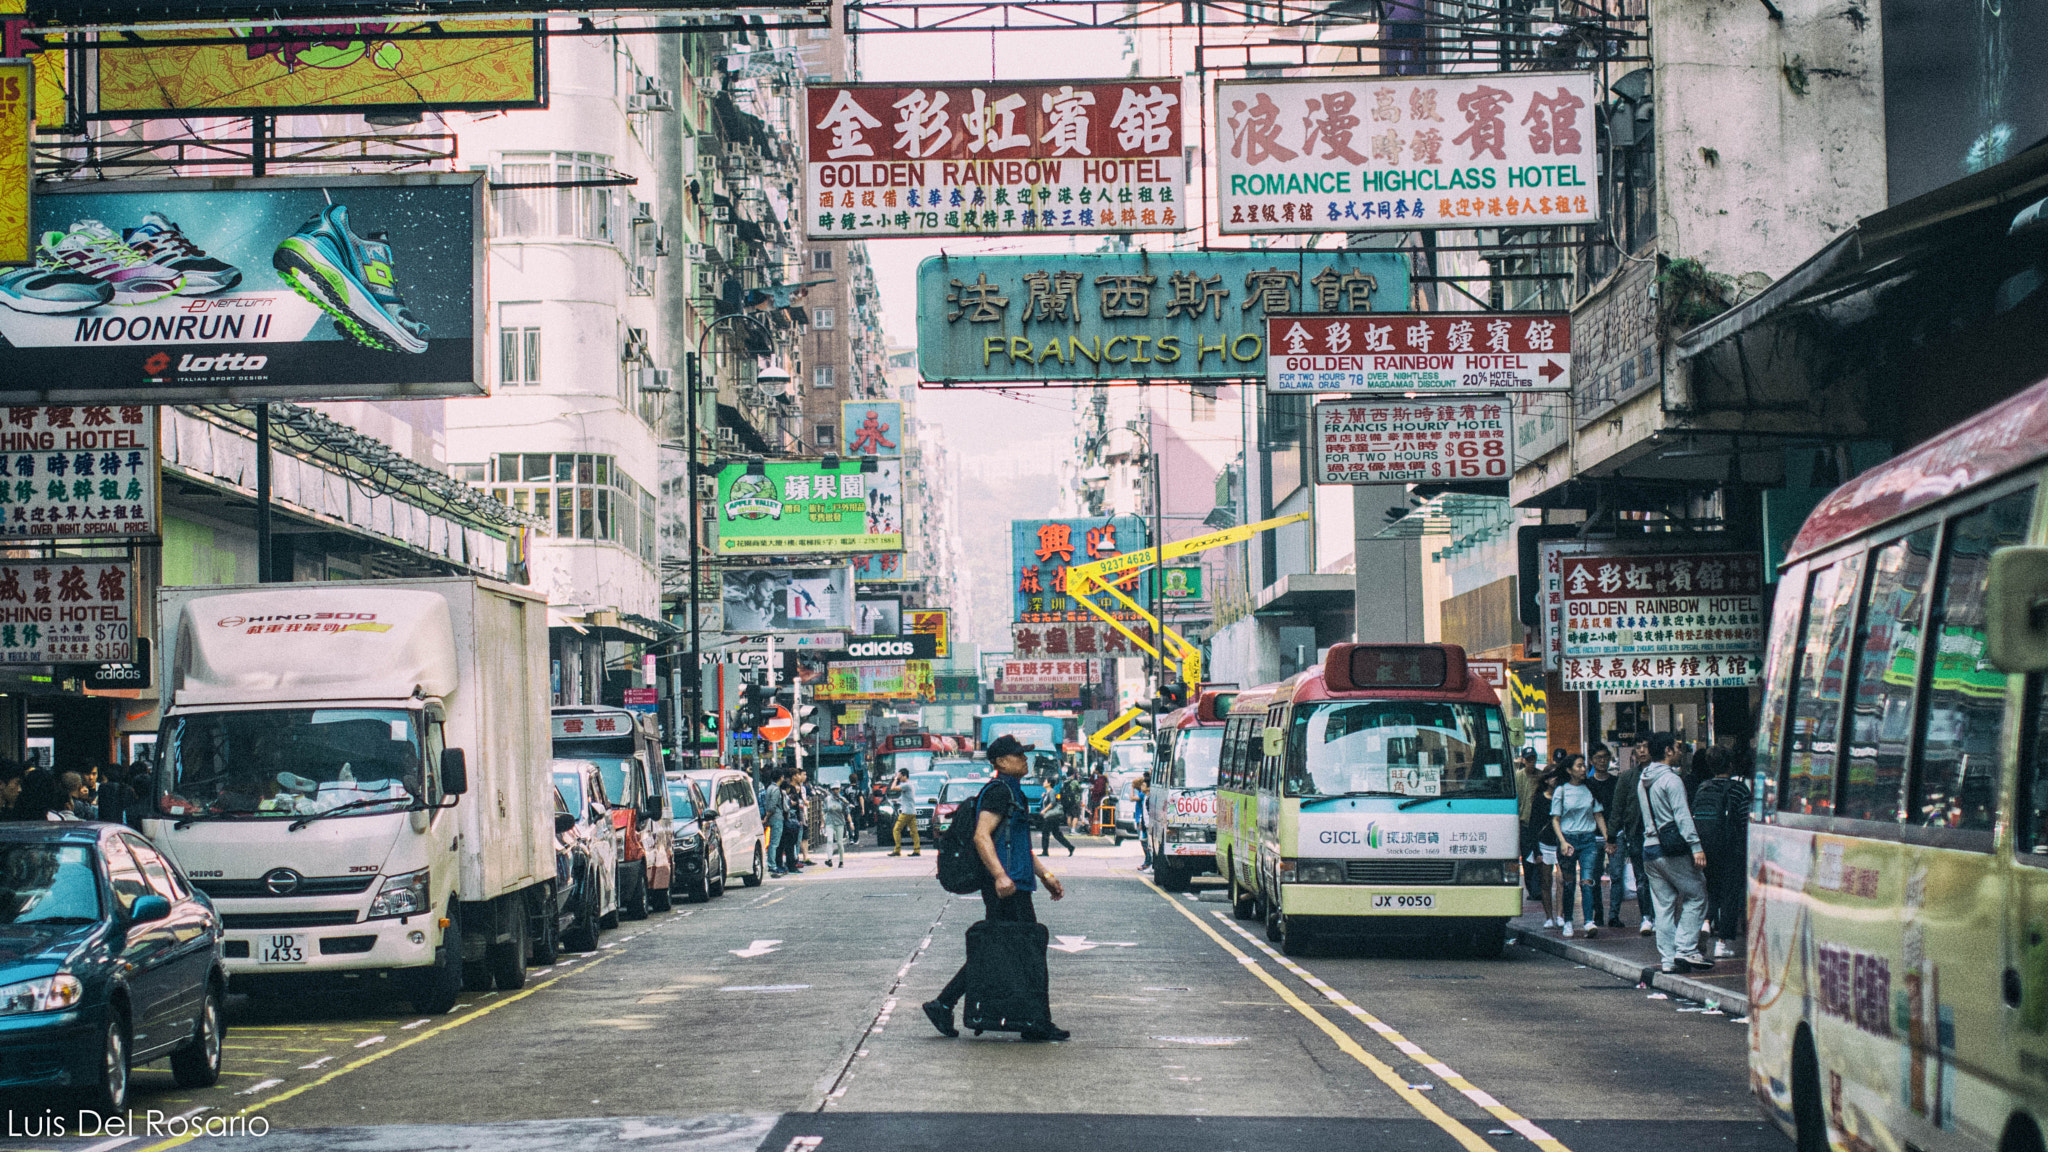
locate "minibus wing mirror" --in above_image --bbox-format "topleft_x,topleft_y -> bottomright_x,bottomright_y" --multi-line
1987,546 -> 2048,672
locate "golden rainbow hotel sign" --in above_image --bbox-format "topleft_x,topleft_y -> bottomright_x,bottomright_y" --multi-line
915,250 -> 1408,385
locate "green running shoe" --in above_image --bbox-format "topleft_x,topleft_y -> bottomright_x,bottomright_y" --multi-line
273,203 -> 429,354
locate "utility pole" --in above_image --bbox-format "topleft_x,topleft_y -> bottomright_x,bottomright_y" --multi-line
685,351 -> 703,766
1149,394 -> 1165,710
255,404 -> 273,582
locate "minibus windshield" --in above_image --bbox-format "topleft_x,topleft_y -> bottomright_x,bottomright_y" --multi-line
1285,701 -> 1510,800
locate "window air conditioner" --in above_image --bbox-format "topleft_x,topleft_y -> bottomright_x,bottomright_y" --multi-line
685,243 -> 709,262
624,328 -> 651,363
694,268 -> 715,293
716,427 -> 739,447
639,368 -> 673,393
696,475 -> 718,499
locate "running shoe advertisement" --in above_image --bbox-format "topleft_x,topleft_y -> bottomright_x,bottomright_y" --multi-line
0,174 -> 482,403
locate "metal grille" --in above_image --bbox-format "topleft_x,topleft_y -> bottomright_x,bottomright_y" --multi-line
1345,860 -> 1455,885
194,875 -> 375,899
222,911 -> 361,930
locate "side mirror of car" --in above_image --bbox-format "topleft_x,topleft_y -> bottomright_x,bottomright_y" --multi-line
130,894 -> 170,923
555,812 -> 576,835
440,748 -> 469,796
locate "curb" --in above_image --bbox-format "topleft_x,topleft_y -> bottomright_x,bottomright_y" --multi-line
1510,927 -> 1749,1017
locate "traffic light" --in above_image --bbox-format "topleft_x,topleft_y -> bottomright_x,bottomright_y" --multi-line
797,701 -> 818,738
735,679 -> 771,732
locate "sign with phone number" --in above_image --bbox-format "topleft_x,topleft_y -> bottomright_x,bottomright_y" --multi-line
1313,398 -> 1508,484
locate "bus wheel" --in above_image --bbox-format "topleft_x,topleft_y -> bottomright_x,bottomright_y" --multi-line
1791,1027 -> 1828,1152
1277,912 -> 1309,957
1265,897 -> 1283,944
1468,921 -> 1506,959
1229,866 -> 1256,921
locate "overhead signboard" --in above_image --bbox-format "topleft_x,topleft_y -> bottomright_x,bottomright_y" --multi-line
0,404 -> 159,540
0,60 -> 32,267
1313,398 -> 1509,485
1215,72 -> 1600,234
841,398 -> 903,459
92,21 -> 544,118
1011,516 -> 1148,622
1268,312 -> 1571,394
814,659 -> 934,701
907,608 -> 950,658
854,596 -> 900,635
720,566 -> 855,633
0,559 -> 133,664
8,175 -> 483,404
831,632 -> 939,660
715,459 -> 903,556
931,672 -> 979,704
1562,653 -> 1763,694
851,552 -> 913,582
82,637 -> 151,691
806,79 -> 1186,240
1558,552 -> 1767,659
1002,658 -> 1099,687
1537,539 -> 1597,672
1012,620 -> 1152,660
917,251 -> 1408,386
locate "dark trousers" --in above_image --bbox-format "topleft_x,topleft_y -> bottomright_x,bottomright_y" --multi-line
937,884 -> 1037,1007
778,821 -> 803,871
1040,816 -> 1073,854
1704,842 -> 1746,940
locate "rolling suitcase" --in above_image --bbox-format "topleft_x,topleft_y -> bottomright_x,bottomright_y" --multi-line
960,918 -> 1052,1036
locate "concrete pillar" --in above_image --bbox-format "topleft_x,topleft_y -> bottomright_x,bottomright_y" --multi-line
1351,484 -> 1424,642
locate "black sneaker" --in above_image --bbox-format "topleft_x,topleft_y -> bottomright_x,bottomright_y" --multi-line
1021,1024 -> 1071,1042
922,1000 -> 958,1038
1675,956 -> 1715,973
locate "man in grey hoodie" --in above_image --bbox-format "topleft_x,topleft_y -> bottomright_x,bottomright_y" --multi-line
1638,733 -> 1710,973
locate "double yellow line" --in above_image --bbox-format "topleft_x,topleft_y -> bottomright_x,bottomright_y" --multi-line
1143,880 -> 1569,1152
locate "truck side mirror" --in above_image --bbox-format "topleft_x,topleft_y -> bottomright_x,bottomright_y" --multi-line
1989,546 -> 2048,672
440,748 -> 469,797
555,811 -> 576,835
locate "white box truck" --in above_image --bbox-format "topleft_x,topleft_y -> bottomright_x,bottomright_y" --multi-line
144,578 -> 554,1014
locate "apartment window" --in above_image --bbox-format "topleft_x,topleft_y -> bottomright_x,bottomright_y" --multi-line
1190,384 -> 1217,422
451,463 -> 486,483
493,152 -> 619,243
816,423 -> 835,450
478,453 -> 652,564
813,307 -> 835,329
813,249 -> 833,270
499,326 -> 541,385
814,365 -> 836,390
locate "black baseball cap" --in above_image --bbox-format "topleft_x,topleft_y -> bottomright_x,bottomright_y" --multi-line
987,735 -> 1034,761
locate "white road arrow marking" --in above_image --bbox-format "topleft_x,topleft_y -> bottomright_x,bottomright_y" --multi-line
1049,935 -> 1138,953
730,938 -> 783,958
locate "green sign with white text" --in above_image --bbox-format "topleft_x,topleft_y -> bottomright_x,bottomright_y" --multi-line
716,460 -> 904,556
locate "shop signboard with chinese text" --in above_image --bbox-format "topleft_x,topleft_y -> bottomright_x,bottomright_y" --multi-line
716,459 -> 903,555
1269,313 -> 1571,393
0,560 -> 134,664
807,80 -> 1186,240
918,251 -> 1407,385
1562,653 -> 1762,693
1011,516 -> 1148,622
1216,73 -> 1600,234
908,608 -> 950,658
1313,398 -> 1508,485
1559,552 -> 1766,659
814,659 -> 934,701
1536,539 -> 1596,672
840,399 -> 904,459
1003,658 -> 1099,686
1012,620 -> 1151,660
851,553 -> 913,582
0,404 -> 159,539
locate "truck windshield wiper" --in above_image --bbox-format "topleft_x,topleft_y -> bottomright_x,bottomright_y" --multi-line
1398,788 -> 1503,809
173,809 -> 259,831
1299,790 -> 1407,802
289,795 -> 421,831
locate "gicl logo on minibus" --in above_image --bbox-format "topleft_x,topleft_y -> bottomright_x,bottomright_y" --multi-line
1366,822 -> 1382,849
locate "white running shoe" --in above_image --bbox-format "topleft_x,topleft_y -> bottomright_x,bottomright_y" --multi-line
1561,921 -> 1575,938
1543,917 -> 1559,929
1582,921 -> 1599,938
1714,939 -> 1736,958
1640,918 -> 1654,936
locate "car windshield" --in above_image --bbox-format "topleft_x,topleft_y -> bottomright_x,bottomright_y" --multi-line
553,772 -> 585,812
665,783 -> 698,818
1285,701 -> 1511,799
159,708 -> 422,819
815,762 -> 854,786
940,780 -> 986,803
571,756 -> 634,808
1112,742 -> 1155,775
1175,729 -> 1224,788
0,843 -> 102,924
909,773 -> 947,801
932,758 -> 981,779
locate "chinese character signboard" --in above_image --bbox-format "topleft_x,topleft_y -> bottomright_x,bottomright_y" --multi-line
1011,516 -> 1148,622
814,659 -> 934,701
0,560 -> 134,664
851,552 -> 913,582
716,460 -> 903,555
1216,72 -> 1600,234
1269,313 -> 1571,393
0,404 -> 158,539
841,399 -> 903,459
806,80 -> 1186,239
1560,551 -> 1766,658
1562,653 -> 1763,693
1313,398 -> 1508,485
0,60 -> 31,266
1002,658 -> 1099,686
1537,539 -> 1596,672
918,251 -> 1407,385
908,608 -> 950,658
1012,620 -> 1152,660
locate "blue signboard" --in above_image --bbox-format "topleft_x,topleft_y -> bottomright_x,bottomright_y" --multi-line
1010,516 -> 1148,623
841,399 -> 903,459
917,249 -> 1408,384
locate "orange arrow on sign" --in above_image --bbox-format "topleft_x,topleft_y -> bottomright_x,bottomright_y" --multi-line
760,705 -> 794,743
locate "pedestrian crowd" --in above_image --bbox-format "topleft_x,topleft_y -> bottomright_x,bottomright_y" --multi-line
1516,733 -> 1750,976
756,765 -> 857,877
1,756 -> 156,825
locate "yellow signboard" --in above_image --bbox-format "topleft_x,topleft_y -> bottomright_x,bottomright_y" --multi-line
94,21 -> 543,118
0,59 -> 32,266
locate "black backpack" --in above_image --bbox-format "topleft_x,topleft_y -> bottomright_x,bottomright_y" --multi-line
1691,777 -> 1746,848
936,782 -> 997,893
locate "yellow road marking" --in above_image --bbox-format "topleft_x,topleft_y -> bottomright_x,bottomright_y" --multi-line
1208,912 -> 1568,1152
136,954 -> 617,1152
1139,878 -> 1496,1152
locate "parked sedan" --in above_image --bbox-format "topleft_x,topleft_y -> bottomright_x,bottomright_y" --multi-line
551,761 -> 620,952
0,823 -> 227,1112
664,775 -> 725,903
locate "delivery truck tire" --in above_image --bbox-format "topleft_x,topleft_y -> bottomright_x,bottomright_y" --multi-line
411,910 -> 464,1015
489,907 -> 528,991
530,886 -> 560,965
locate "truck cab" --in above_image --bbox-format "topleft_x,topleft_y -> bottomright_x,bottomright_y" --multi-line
550,707 -> 672,918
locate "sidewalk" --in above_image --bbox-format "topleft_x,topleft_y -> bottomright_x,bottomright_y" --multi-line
1508,896 -> 1750,1016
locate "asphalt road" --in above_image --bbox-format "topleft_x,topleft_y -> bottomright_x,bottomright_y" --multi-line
5,838 -> 1788,1152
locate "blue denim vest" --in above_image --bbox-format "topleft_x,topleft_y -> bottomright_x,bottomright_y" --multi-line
991,775 -> 1035,891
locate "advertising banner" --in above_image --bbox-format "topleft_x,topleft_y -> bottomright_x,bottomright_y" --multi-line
907,608 -> 950,658
0,60 -> 32,267
719,566 -> 855,633
1558,552 -> 1767,659
814,659 -> 934,701
931,672 -> 979,704
1215,72 -> 1600,234
854,596 -> 900,635
1002,658 -> 1098,686
92,21 -> 544,118
0,404 -> 158,540
840,398 -> 903,459
1153,566 -> 1204,600
1012,620 -> 1152,659
716,459 -> 903,555
1011,516 -> 1148,622
1313,397 -> 1508,485
1268,312 -> 1571,393
851,552 -> 913,582
834,633 -> 939,660
806,79 -> 1186,240
918,250 -> 1407,385
8,175 -> 483,403
0,559 -> 134,664
1562,653 -> 1763,693
1295,812 -> 1517,859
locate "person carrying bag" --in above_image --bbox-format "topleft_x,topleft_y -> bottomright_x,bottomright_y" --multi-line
1637,734 -> 1710,974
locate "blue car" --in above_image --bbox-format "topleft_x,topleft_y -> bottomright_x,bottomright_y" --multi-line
0,822 -> 226,1112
